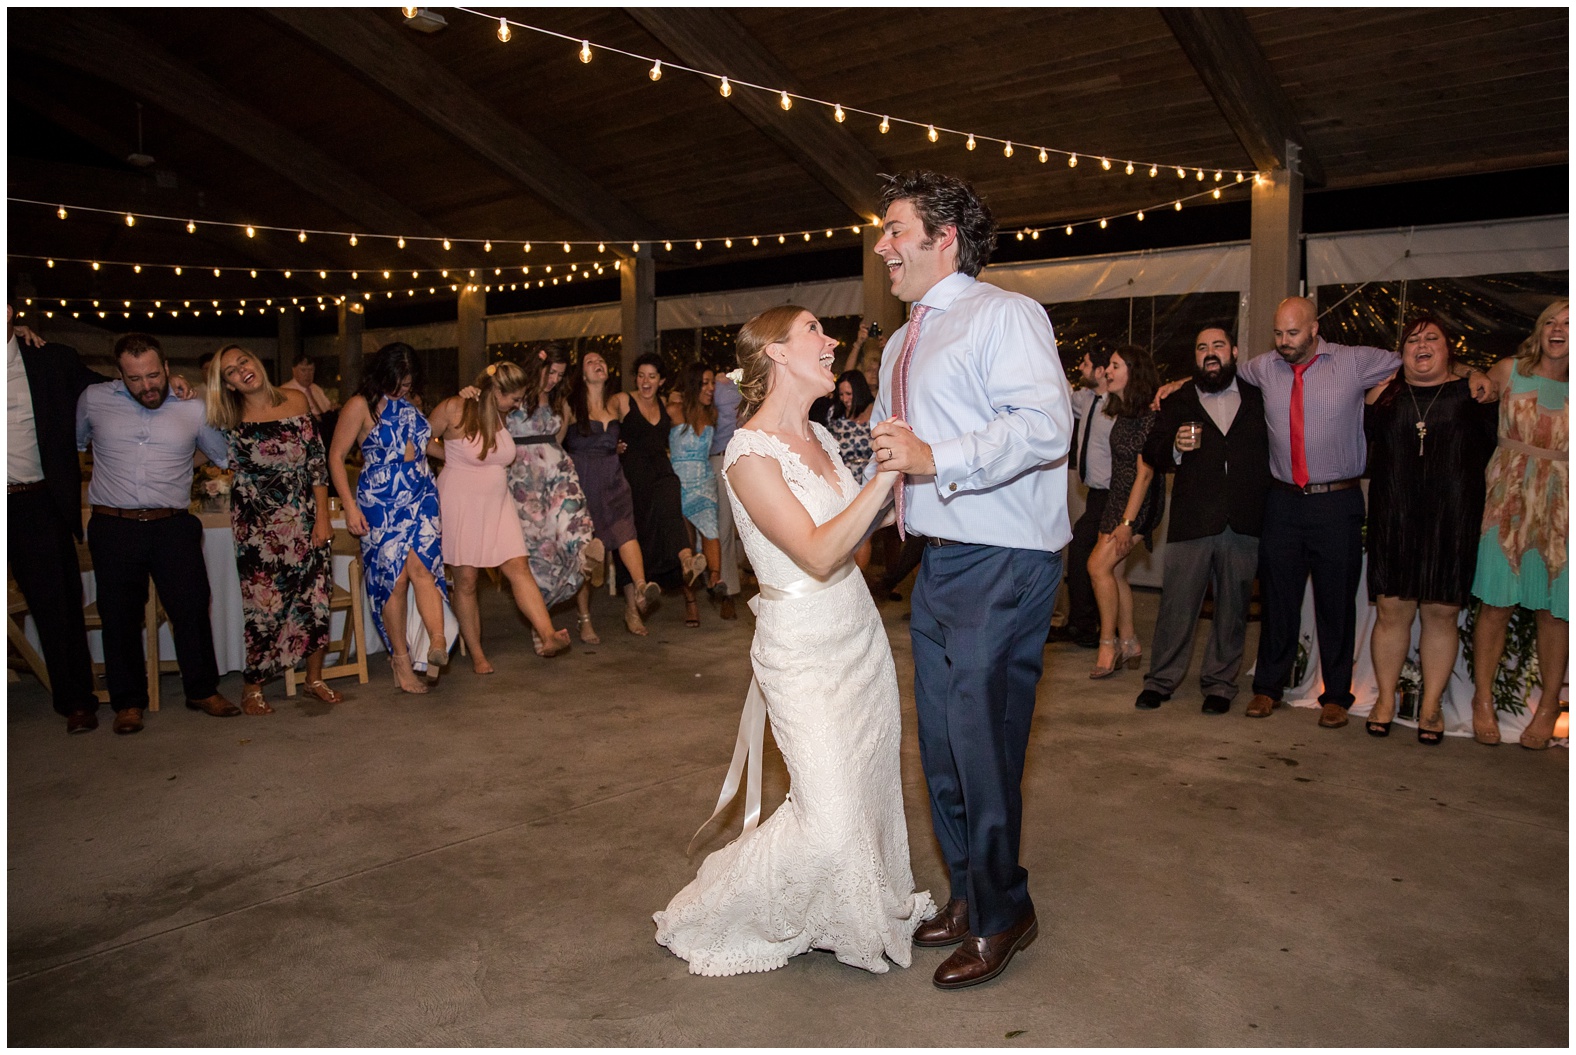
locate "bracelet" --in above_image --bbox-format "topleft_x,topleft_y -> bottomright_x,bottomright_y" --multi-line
1118,518 -> 1135,528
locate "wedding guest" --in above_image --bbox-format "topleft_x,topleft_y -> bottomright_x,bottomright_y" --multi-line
282,353 -> 339,441
1468,298 -> 1569,749
563,350 -> 662,635
1363,317 -> 1497,742
505,345 -> 599,644
708,370 -> 742,620
8,309 -> 112,733
669,363 -> 719,627
1086,345 -> 1164,678
429,362 -> 570,667
1048,348 -> 1115,648
206,344 -> 339,713
77,333 -> 238,733
828,370 -> 876,570
622,353 -> 707,618
329,342 -> 448,694
1235,297 -> 1491,729
1134,327 -> 1270,714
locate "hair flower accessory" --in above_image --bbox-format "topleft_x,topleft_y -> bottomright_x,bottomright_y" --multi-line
486,362 -> 498,376
725,368 -> 744,383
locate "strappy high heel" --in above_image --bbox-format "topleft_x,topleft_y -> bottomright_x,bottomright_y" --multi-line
389,649 -> 428,694
1470,694 -> 1502,746
424,635 -> 447,685
1119,636 -> 1143,670
1089,638 -> 1120,679
577,613 -> 600,645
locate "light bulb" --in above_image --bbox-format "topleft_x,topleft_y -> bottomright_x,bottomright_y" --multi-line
879,116 -> 890,134
524,242 -> 532,252
927,124 -> 938,142
1126,162 -> 1135,175
319,270 -> 327,279
1212,188 -> 1221,199
649,60 -> 662,81
1068,154 -> 1078,168
1174,200 -> 1182,211
497,17 -> 510,42
779,90 -> 792,110
352,271 -> 358,280
695,240 -> 702,250
1099,218 -> 1107,229
1016,231 -> 1024,241
597,242 -> 605,252
966,133 -> 976,151
1150,166 -> 1158,177
1196,169 -> 1205,180
851,226 -> 860,234
382,271 -> 390,279
1065,226 -> 1073,235
778,234 -> 785,244
46,259 -> 53,268
563,242 -> 571,252
724,238 -> 732,248
124,214 -> 135,226
349,233 -> 358,246
1101,157 -> 1112,170
802,232 -> 810,242
91,261 -> 100,270
664,241 -> 672,251
1039,148 -> 1048,164
174,266 -> 181,275
579,40 -> 592,63
834,104 -> 845,123
402,7 -> 418,19
825,229 -> 833,238
1236,172 -> 1245,182
1214,171 -> 1223,182
752,237 -> 759,246
443,238 -> 451,250
57,205 -> 67,219
1137,210 -> 1145,221
484,241 -> 492,252
1176,167 -> 1186,178
632,243 -> 640,253
719,77 -> 732,98
249,269 -> 257,277
1031,229 -> 1040,239
397,236 -> 405,248
1004,141 -> 1013,158
133,264 -> 142,273
298,230 -> 307,242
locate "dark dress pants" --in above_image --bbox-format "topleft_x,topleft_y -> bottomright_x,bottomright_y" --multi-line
1064,488 -> 1107,635
8,490 -> 97,716
1251,487 -> 1366,708
1144,527 -> 1260,700
911,542 -> 1061,937
87,512 -> 220,708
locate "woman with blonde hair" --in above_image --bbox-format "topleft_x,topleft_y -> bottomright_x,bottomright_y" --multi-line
428,361 -> 572,669
206,345 -> 339,712
1468,298 -> 1569,748
655,305 -> 935,977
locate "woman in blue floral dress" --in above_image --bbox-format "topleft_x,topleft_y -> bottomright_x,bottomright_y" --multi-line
205,345 -> 337,714
505,345 -> 600,643
328,342 -> 449,694
669,363 -> 719,623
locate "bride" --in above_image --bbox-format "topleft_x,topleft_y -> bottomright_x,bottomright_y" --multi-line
654,305 -> 936,976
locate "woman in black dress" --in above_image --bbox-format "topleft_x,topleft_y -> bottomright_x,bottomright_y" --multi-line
621,353 -> 708,627
1364,316 -> 1498,742
1087,345 -> 1166,678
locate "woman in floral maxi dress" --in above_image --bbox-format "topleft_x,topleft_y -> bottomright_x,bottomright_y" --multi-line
205,345 -> 337,714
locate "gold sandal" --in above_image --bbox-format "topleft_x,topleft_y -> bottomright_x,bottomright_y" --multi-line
241,688 -> 274,716
301,679 -> 343,704
577,613 -> 600,645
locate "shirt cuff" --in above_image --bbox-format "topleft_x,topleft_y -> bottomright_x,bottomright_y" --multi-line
929,436 -> 967,497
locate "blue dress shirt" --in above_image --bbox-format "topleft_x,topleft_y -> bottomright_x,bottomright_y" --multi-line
77,381 -> 230,509
868,271 -> 1074,552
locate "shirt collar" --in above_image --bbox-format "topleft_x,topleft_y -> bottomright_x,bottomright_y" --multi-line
915,270 -> 974,312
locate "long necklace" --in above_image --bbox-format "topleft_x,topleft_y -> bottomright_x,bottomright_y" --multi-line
1405,380 -> 1447,456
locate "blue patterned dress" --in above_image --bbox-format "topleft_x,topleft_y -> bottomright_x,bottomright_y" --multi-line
507,402 -> 594,607
669,423 -> 718,540
356,397 -> 447,649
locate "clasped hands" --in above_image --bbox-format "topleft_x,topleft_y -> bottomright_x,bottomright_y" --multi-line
870,417 -> 934,477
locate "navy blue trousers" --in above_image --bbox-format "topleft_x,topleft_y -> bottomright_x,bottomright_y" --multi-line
910,543 -> 1061,937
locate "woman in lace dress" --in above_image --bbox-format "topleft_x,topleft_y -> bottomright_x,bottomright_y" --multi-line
654,305 -> 935,977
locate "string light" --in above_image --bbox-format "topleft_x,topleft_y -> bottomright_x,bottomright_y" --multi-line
1003,141 -> 1013,158
397,236 -> 405,248
443,238 -> 451,250
879,116 -> 890,133
1126,162 -> 1135,175
1176,167 -> 1186,178
124,214 -> 135,226
483,240 -> 491,252
649,59 -> 662,81
833,104 -> 845,123
579,40 -> 592,63
779,90 -> 791,110
349,233 -> 358,246
1039,148 -> 1048,164
496,17 -> 510,42
927,124 -> 938,142
1150,166 -> 1159,177
1068,154 -> 1077,168
57,205 -> 66,219
298,230 -> 307,242
402,7 -> 418,19
719,77 -> 731,98
1136,210 -> 1145,221
966,134 -> 976,151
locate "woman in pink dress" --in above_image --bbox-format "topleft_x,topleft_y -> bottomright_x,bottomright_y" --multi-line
428,362 -> 572,671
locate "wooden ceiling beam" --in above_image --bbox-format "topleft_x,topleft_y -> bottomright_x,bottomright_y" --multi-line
624,8 -> 884,221
1161,8 -> 1327,187
264,8 -> 656,246
10,8 -> 452,269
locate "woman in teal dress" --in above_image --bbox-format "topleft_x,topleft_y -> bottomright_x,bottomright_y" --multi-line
329,343 -> 450,694
669,364 -> 719,622
1468,299 -> 1569,748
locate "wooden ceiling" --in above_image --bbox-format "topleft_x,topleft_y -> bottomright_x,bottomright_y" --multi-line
7,7 -> 1568,324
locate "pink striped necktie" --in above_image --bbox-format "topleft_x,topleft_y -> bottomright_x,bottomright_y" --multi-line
890,304 -> 932,541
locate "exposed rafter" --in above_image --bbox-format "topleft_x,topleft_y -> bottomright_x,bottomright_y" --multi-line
10,7 -> 453,268
1161,8 -> 1327,187
265,7 -> 656,246
624,7 -> 885,221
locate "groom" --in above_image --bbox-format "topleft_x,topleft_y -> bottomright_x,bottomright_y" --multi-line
869,171 -> 1073,989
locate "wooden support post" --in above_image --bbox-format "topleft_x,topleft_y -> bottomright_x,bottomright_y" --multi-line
457,286 -> 487,386
275,307 -> 302,388
1247,160 -> 1303,358
620,252 -> 656,382
337,296 -> 365,395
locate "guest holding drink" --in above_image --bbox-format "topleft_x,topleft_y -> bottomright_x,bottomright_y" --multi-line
329,343 -> 448,693
668,363 -> 719,627
206,345 -> 340,712
1468,299 -> 1569,748
1363,318 -> 1497,742
429,362 -> 571,666
1086,345 -> 1165,678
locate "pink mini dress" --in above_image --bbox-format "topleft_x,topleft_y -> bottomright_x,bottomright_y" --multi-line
436,426 -> 528,567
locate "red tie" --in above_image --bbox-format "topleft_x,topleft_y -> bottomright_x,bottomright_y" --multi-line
890,304 -> 932,541
1289,360 -> 1313,488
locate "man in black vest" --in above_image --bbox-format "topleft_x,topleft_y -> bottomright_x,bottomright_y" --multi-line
1135,326 -> 1271,714
7,308 -> 111,732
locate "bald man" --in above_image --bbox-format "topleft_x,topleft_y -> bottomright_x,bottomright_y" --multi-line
1236,298 -> 1489,729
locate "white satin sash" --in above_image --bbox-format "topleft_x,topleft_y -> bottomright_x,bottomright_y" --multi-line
685,560 -> 857,855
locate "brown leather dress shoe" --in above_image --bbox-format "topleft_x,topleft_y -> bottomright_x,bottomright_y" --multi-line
933,909 -> 1038,990
1245,693 -> 1278,718
66,709 -> 99,734
1318,702 -> 1350,729
113,708 -> 144,735
186,694 -> 242,718
913,897 -> 969,948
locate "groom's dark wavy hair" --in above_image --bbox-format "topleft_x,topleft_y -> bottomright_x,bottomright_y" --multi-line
877,170 -> 998,278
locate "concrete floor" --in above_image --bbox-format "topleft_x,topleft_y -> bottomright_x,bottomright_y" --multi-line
7,577 -> 1568,1046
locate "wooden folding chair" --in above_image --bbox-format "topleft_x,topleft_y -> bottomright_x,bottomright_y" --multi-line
285,528 -> 369,695
7,567 -> 51,694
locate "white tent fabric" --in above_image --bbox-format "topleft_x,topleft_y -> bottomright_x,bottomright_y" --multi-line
1306,214 -> 1568,289
985,240 -> 1252,302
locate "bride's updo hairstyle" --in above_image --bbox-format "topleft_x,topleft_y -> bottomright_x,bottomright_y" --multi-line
734,304 -> 809,421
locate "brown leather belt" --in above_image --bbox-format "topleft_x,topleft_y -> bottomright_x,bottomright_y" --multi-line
91,505 -> 185,521
7,480 -> 47,494
925,536 -> 968,548
1272,478 -> 1359,495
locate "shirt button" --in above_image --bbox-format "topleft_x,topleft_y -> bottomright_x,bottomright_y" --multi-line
948,482 -> 957,492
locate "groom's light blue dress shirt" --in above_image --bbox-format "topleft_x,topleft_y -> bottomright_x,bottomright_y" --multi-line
868,271 -> 1073,552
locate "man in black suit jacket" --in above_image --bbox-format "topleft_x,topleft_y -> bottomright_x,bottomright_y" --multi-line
7,307 -> 111,732
1134,327 -> 1271,714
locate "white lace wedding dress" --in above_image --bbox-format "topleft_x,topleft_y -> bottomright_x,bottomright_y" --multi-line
653,424 -> 935,976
